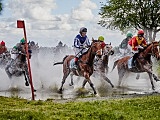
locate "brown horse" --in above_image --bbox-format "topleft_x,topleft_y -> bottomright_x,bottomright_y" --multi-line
53,39 -> 105,95
112,41 -> 160,90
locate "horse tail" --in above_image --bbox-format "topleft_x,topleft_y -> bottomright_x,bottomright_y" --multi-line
53,55 -> 69,66
111,60 -> 119,72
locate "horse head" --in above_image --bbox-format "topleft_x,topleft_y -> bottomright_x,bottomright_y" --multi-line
91,38 -> 106,58
103,43 -> 114,56
142,41 -> 160,60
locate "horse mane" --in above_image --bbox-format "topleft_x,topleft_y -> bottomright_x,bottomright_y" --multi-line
139,42 -> 155,52
79,40 -> 99,58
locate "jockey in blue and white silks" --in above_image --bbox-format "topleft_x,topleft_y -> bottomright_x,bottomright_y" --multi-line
73,27 -> 90,66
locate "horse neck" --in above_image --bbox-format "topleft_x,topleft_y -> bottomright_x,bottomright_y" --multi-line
81,47 -> 95,66
142,45 -> 152,57
102,55 -> 109,65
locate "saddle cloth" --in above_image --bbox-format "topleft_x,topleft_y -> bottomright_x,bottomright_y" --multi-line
128,57 -> 133,69
69,58 -> 77,69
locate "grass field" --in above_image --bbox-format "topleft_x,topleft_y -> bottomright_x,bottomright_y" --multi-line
0,95 -> 160,120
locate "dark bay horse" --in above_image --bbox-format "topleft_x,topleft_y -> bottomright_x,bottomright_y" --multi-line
5,45 -> 32,87
53,39 -> 105,95
112,41 -> 160,90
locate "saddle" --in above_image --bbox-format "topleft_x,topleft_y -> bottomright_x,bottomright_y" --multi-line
70,58 -> 80,70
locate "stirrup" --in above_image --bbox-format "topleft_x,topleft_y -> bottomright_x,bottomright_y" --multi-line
73,65 -> 77,69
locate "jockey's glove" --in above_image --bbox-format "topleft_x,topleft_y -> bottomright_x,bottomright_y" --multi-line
138,45 -> 144,49
79,45 -> 86,49
138,48 -> 143,51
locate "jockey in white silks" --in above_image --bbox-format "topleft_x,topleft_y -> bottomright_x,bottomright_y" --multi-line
73,27 -> 90,67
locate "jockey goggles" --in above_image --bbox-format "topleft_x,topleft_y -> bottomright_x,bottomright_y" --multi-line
138,34 -> 144,37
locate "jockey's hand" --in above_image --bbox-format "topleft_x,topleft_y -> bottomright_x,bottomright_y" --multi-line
138,47 -> 143,51
80,45 -> 87,49
138,45 -> 144,49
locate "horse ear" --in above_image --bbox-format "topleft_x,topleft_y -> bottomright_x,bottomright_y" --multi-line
92,37 -> 94,42
110,42 -> 111,45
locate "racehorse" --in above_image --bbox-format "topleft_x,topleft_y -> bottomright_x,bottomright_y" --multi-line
5,48 -> 32,87
111,41 -> 160,90
53,39 -> 106,95
67,43 -> 115,88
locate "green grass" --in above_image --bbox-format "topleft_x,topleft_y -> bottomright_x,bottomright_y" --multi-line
0,95 -> 160,120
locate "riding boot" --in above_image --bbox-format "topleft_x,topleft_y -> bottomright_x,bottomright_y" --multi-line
74,57 -> 78,69
132,53 -> 138,67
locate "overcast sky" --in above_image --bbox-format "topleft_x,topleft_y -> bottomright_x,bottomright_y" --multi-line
1,0 -> 158,48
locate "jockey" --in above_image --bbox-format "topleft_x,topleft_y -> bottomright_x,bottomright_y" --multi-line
73,27 -> 90,67
10,38 -> 26,63
119,32 -> 133,55
0,41 -> 7,59
128,29 -> 147,67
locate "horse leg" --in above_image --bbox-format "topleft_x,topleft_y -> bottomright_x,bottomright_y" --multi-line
59,69 -> 70,93
147,72 -> 155,90
83,72 -> 97,95
69,73 -> 74,86
136,73 -> 140,80
152,73 -> 160,82
5,63 -> 12,78
87,79 -> 97,95
118,68 -> 126,87
101,73 -> 114,88
23,71 -> 29,86
82,79 -> 88,88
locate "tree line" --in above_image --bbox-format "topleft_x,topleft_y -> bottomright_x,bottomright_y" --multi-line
98,0 -> 160,42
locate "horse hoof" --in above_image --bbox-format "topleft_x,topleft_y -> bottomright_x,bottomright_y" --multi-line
25,82 -> 29,86
58,89 -> 63,94
155,78 -> 160,82
69,83 -> 73,86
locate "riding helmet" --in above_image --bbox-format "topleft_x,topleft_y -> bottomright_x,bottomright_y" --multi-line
79,27 -> 87,33
20,38 -> 25,44
98,36 -> 104,42
138,30 -> 144,35
126,33 -> 133,37
1,41 -> 5,46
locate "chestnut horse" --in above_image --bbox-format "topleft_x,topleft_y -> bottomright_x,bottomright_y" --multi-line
53,39 -> 105,95
112,41 -> 160,90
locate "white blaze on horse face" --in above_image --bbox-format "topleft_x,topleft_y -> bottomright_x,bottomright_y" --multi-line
103,44 -> 112,55
96,48 -> 103,56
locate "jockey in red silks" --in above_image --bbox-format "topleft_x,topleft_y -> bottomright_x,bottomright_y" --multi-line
128,29 -> 147,66
0,41 -> 7,59
73,27 -> 90,68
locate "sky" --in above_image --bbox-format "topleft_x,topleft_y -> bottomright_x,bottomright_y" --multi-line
0,0 -> 155,48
